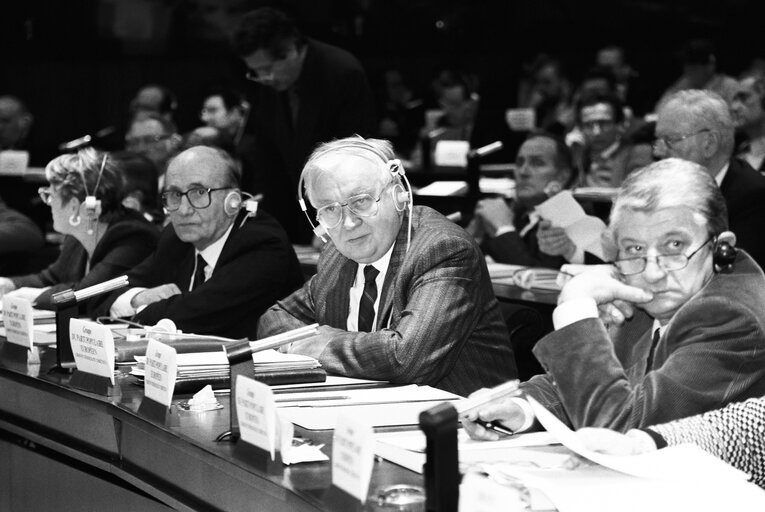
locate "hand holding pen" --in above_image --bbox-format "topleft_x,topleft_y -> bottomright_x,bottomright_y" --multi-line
457,380 -> 524,441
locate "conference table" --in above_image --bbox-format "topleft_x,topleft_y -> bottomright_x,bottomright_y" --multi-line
0,340 -> 424,512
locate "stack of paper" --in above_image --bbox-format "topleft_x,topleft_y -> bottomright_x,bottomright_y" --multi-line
252,349 -> 321,374
131,351 -> 229,383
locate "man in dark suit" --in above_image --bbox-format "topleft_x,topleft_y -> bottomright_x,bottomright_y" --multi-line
93,146 -> 303,339
654,88 -> 765,269
257,136 -> 517,396
232,7 -> 376,244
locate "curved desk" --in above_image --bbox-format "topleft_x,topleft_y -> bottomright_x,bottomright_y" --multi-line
0,341 -> 422,511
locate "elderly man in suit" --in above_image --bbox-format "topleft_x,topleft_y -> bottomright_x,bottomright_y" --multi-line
93,145 -> 303,339
257,136 -> 517,396
653,89 -> 765,269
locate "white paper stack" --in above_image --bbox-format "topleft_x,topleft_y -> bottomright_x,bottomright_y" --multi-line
252,349 -> 321,374
131,351 -> 229,383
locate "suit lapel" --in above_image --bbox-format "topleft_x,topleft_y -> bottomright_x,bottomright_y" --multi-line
377,211 -> 414,329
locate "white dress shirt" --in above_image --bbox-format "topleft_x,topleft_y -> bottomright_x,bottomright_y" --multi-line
346,244 -> 394,332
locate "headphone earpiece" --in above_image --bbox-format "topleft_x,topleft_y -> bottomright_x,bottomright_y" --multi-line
713,231 -> 738,269
392,183 -> 410,212
224,191 -> 243,217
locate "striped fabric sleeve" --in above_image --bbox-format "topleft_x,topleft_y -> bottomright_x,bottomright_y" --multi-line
647,398 -> 765,488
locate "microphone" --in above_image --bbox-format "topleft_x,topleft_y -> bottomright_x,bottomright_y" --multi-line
469,141 -> 504,159
51,275 -> 129,306
58,127 -> 116,152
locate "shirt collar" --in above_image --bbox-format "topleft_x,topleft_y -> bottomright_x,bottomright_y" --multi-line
714,162 -> 730,187
196,222 -> 234,270
354,243 -> 395,285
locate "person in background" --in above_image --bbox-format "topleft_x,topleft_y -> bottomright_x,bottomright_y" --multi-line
0,148 -> 158,310
111,151 -> 163,225
232,6 -> 376,244
257,136 -> 516,396
731,74 -> 765,172
574,92 -> 653,187
654,89 -> 765,269
463,158 -> 765,436
517,55 -> 574,135
93,146 -> 303,339
129,84 -> 179,125
467,131 -> 582,268
0,195 -> 44,276
0,95 -> 33,152
576,397 -> 765,488
124,113 -> 182,190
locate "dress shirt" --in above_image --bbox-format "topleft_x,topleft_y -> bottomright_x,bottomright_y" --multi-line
346,244 -> 394,332
110,223 -> 234,318
715,162 -> 729,187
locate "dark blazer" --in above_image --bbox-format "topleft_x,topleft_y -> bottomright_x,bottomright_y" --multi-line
485,209 -> 567,269
246,38 -> 376,243
522,251 -> 765,432
11,209 -> 159,310
93,211 -> 303,339
720,158 -> 765,269
257,206 -> 517,396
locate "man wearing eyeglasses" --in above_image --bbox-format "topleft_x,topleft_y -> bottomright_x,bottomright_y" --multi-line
93,145 -> 303,339
257,137 -> 517,396
232,7 -> 375,244
653,89 -> 765,269
463,158 -> 765,438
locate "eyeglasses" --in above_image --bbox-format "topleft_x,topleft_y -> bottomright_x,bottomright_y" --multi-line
160,187 -> 233,211
38,186 -> 54,205
315,186 -> 389,229
613,238 -> 712,276
125,133 -> 171,149
653,129 -> 711,152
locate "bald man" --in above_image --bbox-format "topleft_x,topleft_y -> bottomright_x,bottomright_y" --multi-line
93,146 -> 303,338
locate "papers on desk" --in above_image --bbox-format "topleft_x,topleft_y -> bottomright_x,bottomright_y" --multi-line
535,190 -> 607,260
479,177 -> 515,197
276,384 -> 460,430
415,181 -> 469,196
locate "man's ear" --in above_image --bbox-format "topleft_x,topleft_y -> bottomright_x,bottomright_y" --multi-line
702,130 -> 720,159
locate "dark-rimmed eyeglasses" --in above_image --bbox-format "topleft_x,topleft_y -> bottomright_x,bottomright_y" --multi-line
653,129 -> 711,152
613,238 -> 712,276
315,186 -> 390,229
161,187 -> 233,211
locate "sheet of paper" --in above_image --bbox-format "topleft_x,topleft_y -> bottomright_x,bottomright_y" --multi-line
533,191 -> 607,258
505,108 -> 536,132
526,396 -> 750,483
459,472 -> 531,512
235,375 -> 277,459
415,180 -> 469,196
275,384 -> 459,408
280,400 -> 453,430
332,413 -> 375,503
433,140 -> 470,167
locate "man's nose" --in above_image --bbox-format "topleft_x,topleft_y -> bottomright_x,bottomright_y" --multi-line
177,195 -> 195,215
341,206 -> 361,229
642,256 -> 668,282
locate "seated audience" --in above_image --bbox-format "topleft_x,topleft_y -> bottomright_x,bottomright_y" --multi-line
577,397 -> 765,488
257,136 -> 517,395
463,158 -> 765,436
129,84 -> 179,124
0,196 -> 44,275
654,89 -> 765,269
731,74 -> 765,172
0,148 -> 158,309
124,113 -> 182,190
467,131 -> 582,268
517,54 -> 575,135
111,151 -> 163,224
574,92 -> 653,187
93,146 -> 303,339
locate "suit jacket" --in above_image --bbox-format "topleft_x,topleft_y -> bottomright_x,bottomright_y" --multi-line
720,158 -> 765,269
522,251 -> 765,432
93,210 -> 303,339
11,209 -> 159,311
0,197 -> 44,274
246,38 -> 376,243
582,141 -> 653,187
257,206 -> 517,396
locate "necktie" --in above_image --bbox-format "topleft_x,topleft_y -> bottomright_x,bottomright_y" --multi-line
646,328 -> 661,372
357,265 -> 379,332
193,254 -> 207,291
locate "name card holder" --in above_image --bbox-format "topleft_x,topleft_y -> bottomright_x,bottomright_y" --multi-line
69,369 -> 116,396
68,319 -> 117,396
216,339 -> 253,442
324,414 -> 375,512
232,375 -> 283,475
137,339 -> 177,424
420,402 -> 459,512
1,297 -> 35,362
52,293 -> 78,372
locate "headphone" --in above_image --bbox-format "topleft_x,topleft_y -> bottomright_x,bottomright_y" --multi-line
296,139 -> 413,246
223,190 -> 260,226
713,231 -> 738,269
77,153 -> 107,235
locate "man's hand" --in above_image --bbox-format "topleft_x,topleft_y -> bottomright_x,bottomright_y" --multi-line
0,277 -> 17,298
130,284 -> 182,309
538,220 -> 577,260
460,388 -> 527,441
576,427 -> 658,455
473,198 -> 515,238
286,325 -> 342,359
558,265 -> 653,325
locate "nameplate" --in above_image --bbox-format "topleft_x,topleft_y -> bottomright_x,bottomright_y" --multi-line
144,339 -> 177,406
70,319 -> 115,385
424,108 -> 444,131
505,108 -> 536,132
434,140 -> 470,168
459,472 -> 530,511
0,150 -> 30,176
235,375 -> 277,460
332,413 -> 374,503
2,296 -> 34,348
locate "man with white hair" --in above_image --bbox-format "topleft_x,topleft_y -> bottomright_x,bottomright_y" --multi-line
463,159 -> 765,435
653,89 -> 765,268
257,136 -> 517,396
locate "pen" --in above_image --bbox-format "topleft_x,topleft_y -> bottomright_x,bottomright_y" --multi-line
472,419 -> 515,436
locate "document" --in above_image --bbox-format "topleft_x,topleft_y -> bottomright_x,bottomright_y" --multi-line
534,191 -> 607,260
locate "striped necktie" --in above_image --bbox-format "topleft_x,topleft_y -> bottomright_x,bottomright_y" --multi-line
357,265 -> 379,332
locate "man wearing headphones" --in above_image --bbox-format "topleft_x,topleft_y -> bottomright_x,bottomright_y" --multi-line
464,159 -> 765,438
93,146 -> 303,339
257,136 -> 517,396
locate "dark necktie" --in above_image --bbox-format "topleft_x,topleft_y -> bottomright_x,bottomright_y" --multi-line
357,265 -> 380,332
646,328 -> 661,372
193,254 -> 207,291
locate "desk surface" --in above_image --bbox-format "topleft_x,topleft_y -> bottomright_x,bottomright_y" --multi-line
0,340 -> 423,512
